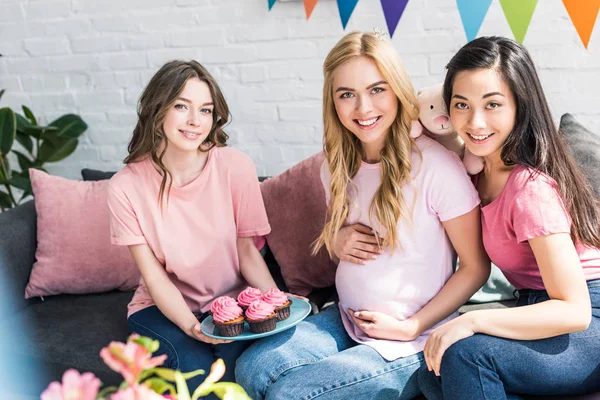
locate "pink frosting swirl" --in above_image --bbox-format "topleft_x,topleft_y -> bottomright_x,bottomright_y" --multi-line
245,300 -> 275,320
237,287 -> 263,307
210,296 -> 243,323
261,288 -> 289,307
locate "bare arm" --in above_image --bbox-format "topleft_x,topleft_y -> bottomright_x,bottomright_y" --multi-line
424,233 -> 592,376
468,233 -> 591,339
128,244 -> 230,344
410,206 -> 491,336
237,236 -> 278,292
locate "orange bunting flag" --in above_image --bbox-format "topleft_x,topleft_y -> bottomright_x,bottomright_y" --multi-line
304,0 -> 318,19
562,0 -> 600,48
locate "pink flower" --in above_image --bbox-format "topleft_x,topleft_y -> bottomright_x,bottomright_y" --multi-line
100,334 -> 167,386
110,384 -> 167,400
41,369 -> 100,400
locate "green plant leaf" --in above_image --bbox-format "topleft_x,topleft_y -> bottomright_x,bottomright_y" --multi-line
13,150 -> 33,172
49,114 -> 87,139
22,125 -> 58,139
175,371 -> 191,400
0,89 -> 5,103
96,385 -> 118,400
0,107 -> 16,156
153,367 -> 205,382
16,132 -> 33,154
8,175 -> 31,191
0,191 -> 12,209
38,135 -> 78,163
22,105 -> 37,126
143,377 -> 176,395
0,155 -> 11,183
18,189 -> 32,203
131,336 -> 160,353
16,113 -> 31,132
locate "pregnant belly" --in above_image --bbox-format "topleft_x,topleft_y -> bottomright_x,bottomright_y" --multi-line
335,259 -> 419,319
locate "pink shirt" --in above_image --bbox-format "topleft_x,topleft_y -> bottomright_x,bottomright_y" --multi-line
322,136 -> 480,360
107,147 -> 271,318
480,165 -> 600,290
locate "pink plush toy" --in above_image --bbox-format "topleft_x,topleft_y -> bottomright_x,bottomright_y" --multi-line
411,83 -> 484,175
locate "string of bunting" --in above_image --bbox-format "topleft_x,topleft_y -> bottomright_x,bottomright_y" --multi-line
268,0 -> 599,48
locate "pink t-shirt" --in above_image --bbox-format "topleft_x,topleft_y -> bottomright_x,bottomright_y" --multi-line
321,136 -> 480,361
107,146 -> 271,318
480,165 -> 600,290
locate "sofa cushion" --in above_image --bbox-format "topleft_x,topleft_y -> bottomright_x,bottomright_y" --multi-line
81,168 -> 116,181
560,113 -> 600,198
0,291 -> 133,394
25,169 -> 140,298
260,152 -> 337,296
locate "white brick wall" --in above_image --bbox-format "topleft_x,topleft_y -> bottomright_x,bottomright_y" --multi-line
1,0 -> 599,178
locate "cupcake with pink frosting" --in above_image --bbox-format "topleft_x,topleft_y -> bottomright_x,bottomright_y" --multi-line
210,296 -> 245,337
261,288 -> 292,322
237,287 -> 263,311
245,299 -> 277,334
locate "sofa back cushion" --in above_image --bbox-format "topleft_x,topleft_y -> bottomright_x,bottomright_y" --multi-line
259,152 -> 337,296
25,169 -> 140,298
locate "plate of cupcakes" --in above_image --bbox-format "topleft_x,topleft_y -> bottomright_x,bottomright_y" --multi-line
201,287 -> 312,340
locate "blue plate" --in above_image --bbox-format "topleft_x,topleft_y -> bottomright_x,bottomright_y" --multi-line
201,298 -> 311,340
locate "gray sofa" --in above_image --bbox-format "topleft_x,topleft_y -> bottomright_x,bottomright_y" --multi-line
1,113 -> 598,399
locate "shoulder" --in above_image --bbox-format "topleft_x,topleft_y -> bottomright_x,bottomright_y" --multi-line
508,165 -> 561,201
414,135 -> 466,175
108,159 -> 147,195
213,146 -> 255,170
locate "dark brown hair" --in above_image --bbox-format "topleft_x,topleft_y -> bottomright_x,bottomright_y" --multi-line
125,60 -> 230,205
444,36 -> 600,248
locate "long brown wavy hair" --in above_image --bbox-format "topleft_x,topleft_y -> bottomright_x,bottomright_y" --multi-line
444,36 -> 600,248
125,60 -> 230,205
313,31 -> 420,257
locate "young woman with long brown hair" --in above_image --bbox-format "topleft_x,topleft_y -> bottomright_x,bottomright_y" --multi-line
235,31 -> 490,400
107,60 -> 280,391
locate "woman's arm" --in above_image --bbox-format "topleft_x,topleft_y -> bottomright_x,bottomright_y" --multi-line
128,244 -> 231,344
468,233 -> 591,338
424,232 -> 591,375
237,237 -> 278,292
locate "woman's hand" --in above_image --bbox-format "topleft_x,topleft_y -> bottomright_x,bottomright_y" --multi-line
423,314 -> 476,376
348,309 -> 419,341
285,292 -> 309,302
190,323 -> 233,345
334,224 -> 382,265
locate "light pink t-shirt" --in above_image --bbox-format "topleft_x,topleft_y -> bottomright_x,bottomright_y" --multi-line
480,165 -> 600,290
321,136 -> 480,361
107,146 -> 271,318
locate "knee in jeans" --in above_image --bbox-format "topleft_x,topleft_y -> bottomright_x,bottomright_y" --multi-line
440,337 -> 480,374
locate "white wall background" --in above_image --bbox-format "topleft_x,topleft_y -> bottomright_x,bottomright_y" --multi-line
1,0 -> 599,178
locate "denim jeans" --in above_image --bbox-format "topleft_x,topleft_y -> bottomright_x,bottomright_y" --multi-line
235,306 -> 424,400
418,279 -> 600,399
128,306 -> 252,398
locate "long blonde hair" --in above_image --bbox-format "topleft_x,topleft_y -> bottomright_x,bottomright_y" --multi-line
313,31 -> 420,257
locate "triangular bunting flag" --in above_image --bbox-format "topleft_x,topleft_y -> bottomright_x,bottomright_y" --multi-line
304,0 -> 318,19
562,0 -> 600,48
337,0 -> 360,29
456,0 -> 492,42
268,0 -> 276,11
499,0 -> 538,43
380,0 -> 409,38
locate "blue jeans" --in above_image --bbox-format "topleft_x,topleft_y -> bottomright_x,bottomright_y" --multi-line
128,306 -> 252,397
235,306 -> 423,400
418,279 -> 600,399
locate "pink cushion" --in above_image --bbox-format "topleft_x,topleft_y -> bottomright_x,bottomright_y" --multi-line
260,152 -> 337,296
25,169 -> 140,299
